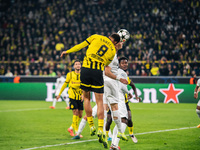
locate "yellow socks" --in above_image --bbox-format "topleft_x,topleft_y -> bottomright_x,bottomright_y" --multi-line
87,116 -> 94,128
73,115 -> 78,132
128,126 -> 133,135
77,117 -> 80,123
98,119 -> 104,132
106,131 -> 109,137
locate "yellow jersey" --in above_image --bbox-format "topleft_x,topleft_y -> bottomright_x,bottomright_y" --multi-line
59,71 -> 82,100
66,34 -> 116,71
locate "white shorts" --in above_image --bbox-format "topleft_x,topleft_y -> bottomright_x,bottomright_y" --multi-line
118,94 -> 128,118
197,100 -> 200,106
92,105 -> 98,118
103,79 -> 119,105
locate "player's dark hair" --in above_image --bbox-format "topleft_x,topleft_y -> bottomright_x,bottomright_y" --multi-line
110,33 -> 120,43
73,59 -> 81,65
119,56 -> 128,64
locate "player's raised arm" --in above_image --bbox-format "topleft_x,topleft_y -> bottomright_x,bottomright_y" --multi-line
104,66 -> 128,84
60,40 -> 89,57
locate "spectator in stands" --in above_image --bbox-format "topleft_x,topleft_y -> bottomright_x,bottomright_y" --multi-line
0,0 -> 199,76
150,63 -> 159,76
49,69 -> 56,77
159,64 -> 168,76
5,69 -> 13,77
190,72 -> 197,84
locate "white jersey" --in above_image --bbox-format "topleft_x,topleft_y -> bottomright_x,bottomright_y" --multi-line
55,76 -> 67,97
56,76 -> 66,90
104,54 -> 118,81
103,54 -> 120,104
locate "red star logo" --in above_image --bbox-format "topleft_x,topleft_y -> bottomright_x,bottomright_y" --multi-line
159,83 -> 184,103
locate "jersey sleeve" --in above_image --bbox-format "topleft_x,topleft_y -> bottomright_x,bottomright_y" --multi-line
66,41 -> 89,53
127,77 -> 131,85
65,72 -> 71,83
58,82 -> 68,95
85,34 -> 96,44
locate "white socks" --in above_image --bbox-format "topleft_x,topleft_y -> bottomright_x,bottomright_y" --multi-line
53,98 -> 57,107
113,123 -> 127,146
112,110 -> 122,133
77,118 -> 87,135
112,125 -> 118,145
196,109 -> 200,118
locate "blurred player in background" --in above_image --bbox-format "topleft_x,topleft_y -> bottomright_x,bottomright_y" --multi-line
60,33 -> 126,148
193,78 -> 200,128
49,71 -> 69,109
57,60 -> 83,137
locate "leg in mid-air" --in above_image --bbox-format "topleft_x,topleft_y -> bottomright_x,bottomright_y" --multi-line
111,118 -> 127,150
73,104 -> 98,139
106,109 -> 113,141
196,102 -> 200,128
83,90 -> 96,135
126,102 -> 138,143
127,110 -> 138,143
95,92 -> 108,148
104,80 -> 128,142
110,103 -> 128,141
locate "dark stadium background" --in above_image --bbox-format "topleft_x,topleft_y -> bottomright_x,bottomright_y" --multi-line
0,0 -> 200,79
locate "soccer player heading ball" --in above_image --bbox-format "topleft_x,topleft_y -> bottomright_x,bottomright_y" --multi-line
117,29 -> 130,43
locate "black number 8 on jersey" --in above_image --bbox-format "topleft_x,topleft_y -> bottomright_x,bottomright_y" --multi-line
96,45 -> 108,57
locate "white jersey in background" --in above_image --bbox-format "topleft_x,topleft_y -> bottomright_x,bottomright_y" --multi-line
50,76 -> 69,109
55,76 -> 67,97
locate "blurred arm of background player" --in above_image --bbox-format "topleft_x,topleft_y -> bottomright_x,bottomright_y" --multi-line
128,80 -> 141,102
194,85 -> 199,99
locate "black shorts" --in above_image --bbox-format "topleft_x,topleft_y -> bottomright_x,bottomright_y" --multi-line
126,102 -> 131,111
69,98 -> 84,110
107,109 -> 111,115
80,67 -> 104,93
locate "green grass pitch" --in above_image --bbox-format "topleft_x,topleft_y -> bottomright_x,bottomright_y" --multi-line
0,101 -> 200,150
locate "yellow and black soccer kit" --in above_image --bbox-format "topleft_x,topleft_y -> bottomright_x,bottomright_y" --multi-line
65,34 -> 116,93
59,71 -> 82,133
59,71 -> 83,110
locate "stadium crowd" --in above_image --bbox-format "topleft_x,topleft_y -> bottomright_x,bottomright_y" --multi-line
0,0 -> 200,77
